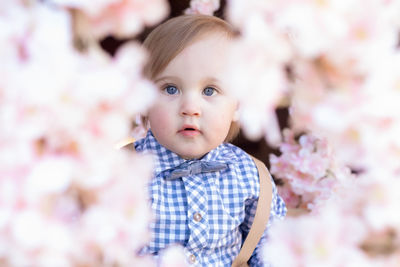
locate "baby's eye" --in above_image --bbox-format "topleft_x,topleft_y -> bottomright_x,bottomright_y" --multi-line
164,85 -> 179,95
203,87 -> 216,96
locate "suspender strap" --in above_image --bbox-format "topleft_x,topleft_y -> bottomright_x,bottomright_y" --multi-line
115,137 -> 136,150
118,139 -> 272,267
231,156 -> 273,267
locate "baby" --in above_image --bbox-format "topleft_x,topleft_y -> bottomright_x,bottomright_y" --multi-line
134,14 -> 286,266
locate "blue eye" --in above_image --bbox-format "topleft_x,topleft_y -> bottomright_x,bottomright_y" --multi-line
203,87 -> 216,96
164,85 -> 178,95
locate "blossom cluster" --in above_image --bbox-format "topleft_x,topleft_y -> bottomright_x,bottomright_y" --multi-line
221,0 -> 400,265
264,174 -> 400,267
0,1 -> 187,266
225,0 -> 400,152
269,129 -> 352,211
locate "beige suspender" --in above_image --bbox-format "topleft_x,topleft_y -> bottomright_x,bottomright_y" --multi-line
231,156 -> 273,267
119,139 -> 273,266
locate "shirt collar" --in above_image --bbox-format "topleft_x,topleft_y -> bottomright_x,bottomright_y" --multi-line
136,130 -> 241,176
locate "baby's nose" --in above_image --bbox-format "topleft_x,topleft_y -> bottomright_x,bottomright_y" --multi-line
180,94 -> 201,116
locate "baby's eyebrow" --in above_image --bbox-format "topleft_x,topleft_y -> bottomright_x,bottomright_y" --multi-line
203,77 -> 221,84
154,76 -> 179,83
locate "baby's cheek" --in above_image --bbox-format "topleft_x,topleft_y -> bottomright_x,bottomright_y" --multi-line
211,114 -> 232,135
148,106 -> 172,130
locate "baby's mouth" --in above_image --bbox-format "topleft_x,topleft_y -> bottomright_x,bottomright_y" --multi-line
184,127 -> 196,131
179,125 -> 201,136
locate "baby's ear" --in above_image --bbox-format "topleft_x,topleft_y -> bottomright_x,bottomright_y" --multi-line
233,111 -> 239,122
233,104 -> 240,122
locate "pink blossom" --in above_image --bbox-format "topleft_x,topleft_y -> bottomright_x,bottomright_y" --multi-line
359,174 -> 400,232
265,201 -> 370,266
52,0 -> 170,38
270,129 -> 352,210
223,14 -> 291,142
160,245 -> 188,267
185,0 -> 220,15
266,165 -> 400,266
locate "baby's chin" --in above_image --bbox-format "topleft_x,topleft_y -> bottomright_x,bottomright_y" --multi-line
160,136 -> 223,159
176,151 -> 207,160
175,145 -> 221,160
158,141 -> 204,159
173,146 -> 210,160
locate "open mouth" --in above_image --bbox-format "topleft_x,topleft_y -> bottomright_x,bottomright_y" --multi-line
179,125 -> 200,136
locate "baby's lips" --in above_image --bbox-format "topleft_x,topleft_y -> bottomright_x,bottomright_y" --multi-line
179,124 -> 200,132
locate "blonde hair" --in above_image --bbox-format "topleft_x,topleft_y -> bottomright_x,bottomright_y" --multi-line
142,15 -> 240,142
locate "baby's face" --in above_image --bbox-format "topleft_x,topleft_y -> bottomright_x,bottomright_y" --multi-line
147,33 -> 237,159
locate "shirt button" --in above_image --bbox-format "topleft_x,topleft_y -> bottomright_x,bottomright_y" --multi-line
189,254 -> 196,263
193,212 -> 202,222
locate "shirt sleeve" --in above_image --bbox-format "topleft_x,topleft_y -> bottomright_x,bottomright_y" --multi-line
240,177 -> 287,267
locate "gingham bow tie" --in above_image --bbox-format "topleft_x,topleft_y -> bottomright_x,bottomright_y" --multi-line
166,160 -> 228,180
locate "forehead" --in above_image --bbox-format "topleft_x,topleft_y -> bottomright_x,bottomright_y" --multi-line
158,33 -> 232,80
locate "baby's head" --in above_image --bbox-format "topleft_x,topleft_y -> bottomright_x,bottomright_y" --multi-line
143,15 -> 239,159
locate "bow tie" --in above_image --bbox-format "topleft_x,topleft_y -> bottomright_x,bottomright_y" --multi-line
165,160 -> 228,180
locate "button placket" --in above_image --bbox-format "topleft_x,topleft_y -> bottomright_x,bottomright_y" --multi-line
182,175 -> 209,250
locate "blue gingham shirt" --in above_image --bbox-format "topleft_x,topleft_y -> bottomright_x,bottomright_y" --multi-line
136,130 -> 286,266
